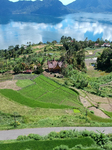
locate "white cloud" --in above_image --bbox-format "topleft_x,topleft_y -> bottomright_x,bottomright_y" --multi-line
10,0 -> 75,5
1,12 -> 112,49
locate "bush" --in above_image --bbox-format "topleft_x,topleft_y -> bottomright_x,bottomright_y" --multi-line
17,135 -> 29,141
28,134 -> 42,140
53,145 -> 69,150
103,141 -> 112,150
90,111 -> 94,114
74,144 -> 83,149
32,134 -> 42,140
47,132 -> 59,140
10,121 -> 21,127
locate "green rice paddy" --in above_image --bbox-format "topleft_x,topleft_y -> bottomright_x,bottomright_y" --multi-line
19,75 -> 81,108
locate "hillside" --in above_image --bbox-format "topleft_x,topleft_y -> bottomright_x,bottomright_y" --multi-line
67,0 -> 112,13
0,0 -> 72,16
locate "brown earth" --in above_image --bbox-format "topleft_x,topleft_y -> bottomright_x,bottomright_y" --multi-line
73,88 -> 112,118
33,45 -> 46,49
0,80 -> 21,91
89,107 -> 110,118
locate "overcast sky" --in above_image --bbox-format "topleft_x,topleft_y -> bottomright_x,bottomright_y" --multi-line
10,0 -> 75,5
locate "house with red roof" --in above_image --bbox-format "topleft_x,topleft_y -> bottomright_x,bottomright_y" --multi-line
23,70 -> 32,74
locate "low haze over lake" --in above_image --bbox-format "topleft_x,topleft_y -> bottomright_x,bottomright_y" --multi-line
0,13 -> 112,49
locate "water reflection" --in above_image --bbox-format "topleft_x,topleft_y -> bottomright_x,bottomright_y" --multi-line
0,13 -> 112,49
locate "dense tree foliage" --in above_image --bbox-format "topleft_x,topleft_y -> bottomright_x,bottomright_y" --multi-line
97,48 -> 112,72
60,36 -> 86,73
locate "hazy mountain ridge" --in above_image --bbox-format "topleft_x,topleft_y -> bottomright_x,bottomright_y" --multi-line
0,0 -> 73,16
67,0 -> 112,13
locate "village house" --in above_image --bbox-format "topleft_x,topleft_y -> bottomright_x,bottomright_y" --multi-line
47,59 -> 63,72
101,43 -> 111,47
95,43 -> 99,47
23,70 -> 32,74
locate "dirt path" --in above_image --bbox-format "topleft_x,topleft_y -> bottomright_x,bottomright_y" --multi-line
0,80 -> 21,91
0,127 -> 112,141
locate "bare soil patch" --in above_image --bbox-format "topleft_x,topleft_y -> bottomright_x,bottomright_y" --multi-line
86,92 -> 109,103
80,96 -> 91,108
0,80 -> 21,90
76,88 -> 112,118
89,107 -> 110,118
100,104 -> 112,112
33,45 -> 46,49
35,50 -> 43,53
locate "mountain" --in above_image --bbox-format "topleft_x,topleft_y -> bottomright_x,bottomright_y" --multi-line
0,0 -> 13,14
0,0 -> 72,16
67,0 -> 112,13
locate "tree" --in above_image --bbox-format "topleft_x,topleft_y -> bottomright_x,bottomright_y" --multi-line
13,65 -> 20,74
97,48 -> 112,72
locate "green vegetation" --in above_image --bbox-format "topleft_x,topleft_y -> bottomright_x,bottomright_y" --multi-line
0,73 -> 13,82
0,89 -> 72,109
73,109 -> 80,113
103,111 -> 112,118
19,75 -> 80,108
1,36 -> 112,131
97,48 -> 112,72
0,138 -> 95,150
1,129 -> 111,150
16,79 -> 34,88
87,111 -> 112,123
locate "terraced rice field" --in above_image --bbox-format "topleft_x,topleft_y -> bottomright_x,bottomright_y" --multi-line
19,75 -> 81,108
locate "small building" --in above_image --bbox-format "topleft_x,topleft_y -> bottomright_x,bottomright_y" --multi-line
101,43 -> 111,47
95,43 -> 99,47
47,60 -> 63,72
23,70 -> 32,74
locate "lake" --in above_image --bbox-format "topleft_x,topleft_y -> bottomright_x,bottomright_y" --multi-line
0,12 -> 112,49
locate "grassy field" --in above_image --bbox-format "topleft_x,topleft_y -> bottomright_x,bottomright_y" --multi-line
16,79 -> 34,88
0,138 -> 95,150
0,73 -> 13,82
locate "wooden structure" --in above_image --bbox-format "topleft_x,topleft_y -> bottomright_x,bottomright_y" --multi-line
47,60 -> 63,72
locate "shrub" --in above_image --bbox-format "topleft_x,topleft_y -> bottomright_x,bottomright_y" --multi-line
74,144 -> 83,149
103,141 -> 112,150
53,145 -> 69,150
17,135 -> 29,141
90,111 -> 94,114
82,130 -> 90,137
59,130 -> 69,139
47,132 -> 59,140
10,121 -> 21,127
32,134 -> 42,140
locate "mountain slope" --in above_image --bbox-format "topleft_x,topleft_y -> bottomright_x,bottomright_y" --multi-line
67,0 -> 112,13
0,0 -> 71,16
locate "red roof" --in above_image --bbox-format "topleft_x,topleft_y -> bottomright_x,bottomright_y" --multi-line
23,70 -> 32,73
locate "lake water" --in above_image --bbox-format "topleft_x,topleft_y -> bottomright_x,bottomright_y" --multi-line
1,12 -> 112,49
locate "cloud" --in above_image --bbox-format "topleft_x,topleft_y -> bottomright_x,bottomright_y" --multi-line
1,13 -> 112,49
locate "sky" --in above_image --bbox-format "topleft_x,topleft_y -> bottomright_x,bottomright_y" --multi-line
10,0 -> 75,5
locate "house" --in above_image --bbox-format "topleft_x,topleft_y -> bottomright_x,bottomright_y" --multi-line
23,70 -> 32,74
47,59 -> 63,72
95,43 -> 99,46
101,43 -> 111,47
